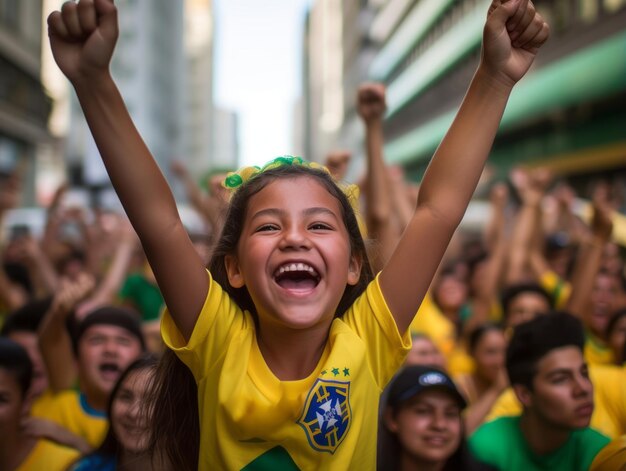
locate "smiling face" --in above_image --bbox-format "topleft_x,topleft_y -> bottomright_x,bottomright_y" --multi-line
111,367 -> 153,454
78,325 -> 143,400
385,389 -> 462,467
225,176 -> 361,331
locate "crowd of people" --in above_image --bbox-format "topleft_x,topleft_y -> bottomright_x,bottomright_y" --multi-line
1,0 -> 625,469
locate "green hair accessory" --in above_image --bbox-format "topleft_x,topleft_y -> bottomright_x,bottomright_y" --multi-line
222,155 -> 365,234
222,156 -> 329,190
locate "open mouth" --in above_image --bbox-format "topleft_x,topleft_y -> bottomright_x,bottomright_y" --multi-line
99,362 -> 121,380
423,436 -> 449,447
274,263 -> 321,291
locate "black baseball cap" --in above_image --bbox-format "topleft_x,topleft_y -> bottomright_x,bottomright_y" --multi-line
387,365 -> 467,409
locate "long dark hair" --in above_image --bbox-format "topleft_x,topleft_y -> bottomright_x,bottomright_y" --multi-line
149,164 -> 374,470
378,396 -> 492,471
73,355 -> 158,470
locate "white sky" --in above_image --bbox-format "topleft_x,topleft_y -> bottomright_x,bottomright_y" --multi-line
213,0 -> 312,167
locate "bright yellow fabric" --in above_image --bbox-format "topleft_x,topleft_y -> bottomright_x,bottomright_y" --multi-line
486,365 -> 626,438
539,270 -> 571,310
409,293 -> 474,375
34,390 -> 108,448
410,293 -> 456,356
447,345 -> 475,376
161,272 -> 411,470
30,390 -> 56,419
488,300 -> 503,324
589,365 -> 626,439
584,333 -> 615,366
15,439 -> 79,471
486,388 -> 521,422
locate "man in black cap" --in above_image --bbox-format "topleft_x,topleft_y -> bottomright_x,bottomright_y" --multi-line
469,312 -> 610,470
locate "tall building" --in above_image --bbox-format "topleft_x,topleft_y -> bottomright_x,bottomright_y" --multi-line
184,0 -> 215,175
302,0 -> 345,162
212,106 -> 239,171
65,0 -> 184,203
0,0 -> 51,205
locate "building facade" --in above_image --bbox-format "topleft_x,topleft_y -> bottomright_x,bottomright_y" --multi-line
0,0 -> 50,205
304,0 -> 626,197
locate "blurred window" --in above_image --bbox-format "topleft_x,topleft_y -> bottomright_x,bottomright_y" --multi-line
580,0 -> 600,22
0,0 -> 19,29
604,0 -> 626,11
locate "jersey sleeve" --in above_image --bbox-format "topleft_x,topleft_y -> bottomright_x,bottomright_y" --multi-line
160,269 -> 250,381
342,274 -> 411,389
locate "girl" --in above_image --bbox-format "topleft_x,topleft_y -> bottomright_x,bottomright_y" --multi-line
378,365 -> 495,471
453,323 -> 508,435
47,0 -> 549,468
69,355 -> 161,471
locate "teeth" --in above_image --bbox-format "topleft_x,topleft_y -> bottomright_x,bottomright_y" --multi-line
277,263 -> 317,276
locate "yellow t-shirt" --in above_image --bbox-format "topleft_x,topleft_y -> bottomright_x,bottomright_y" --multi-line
35,390 -> 108,448
410,293 -> 455,356
409,293 -> 474,375
486,365 -> 626,438
584,332 -> 614,366
30,390 -> 56,419
161,272 -> 411,470
15,439 -> 79,471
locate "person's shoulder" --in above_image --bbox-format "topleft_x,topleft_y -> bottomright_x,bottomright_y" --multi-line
574,426 -> 612,446
470,417 -> 518,450
469,417 -> 517,465
44,388 -> 80,406
476,415 -> 518,432
573,428 -> 612,471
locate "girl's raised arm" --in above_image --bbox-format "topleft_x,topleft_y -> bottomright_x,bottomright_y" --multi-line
48,0 -> 207,340
379,0 -> 549,334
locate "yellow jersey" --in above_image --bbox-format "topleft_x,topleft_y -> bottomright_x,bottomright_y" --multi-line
162,272 -> 411,470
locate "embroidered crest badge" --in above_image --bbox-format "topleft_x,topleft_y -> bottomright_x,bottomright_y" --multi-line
298,378 -> 351,454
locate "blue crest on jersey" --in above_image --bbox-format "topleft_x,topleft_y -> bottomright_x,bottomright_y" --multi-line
298,378 -> 351,454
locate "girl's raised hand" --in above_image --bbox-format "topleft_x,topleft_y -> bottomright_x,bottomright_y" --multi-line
482,0 -> 549,88
47,0 -> 118,83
